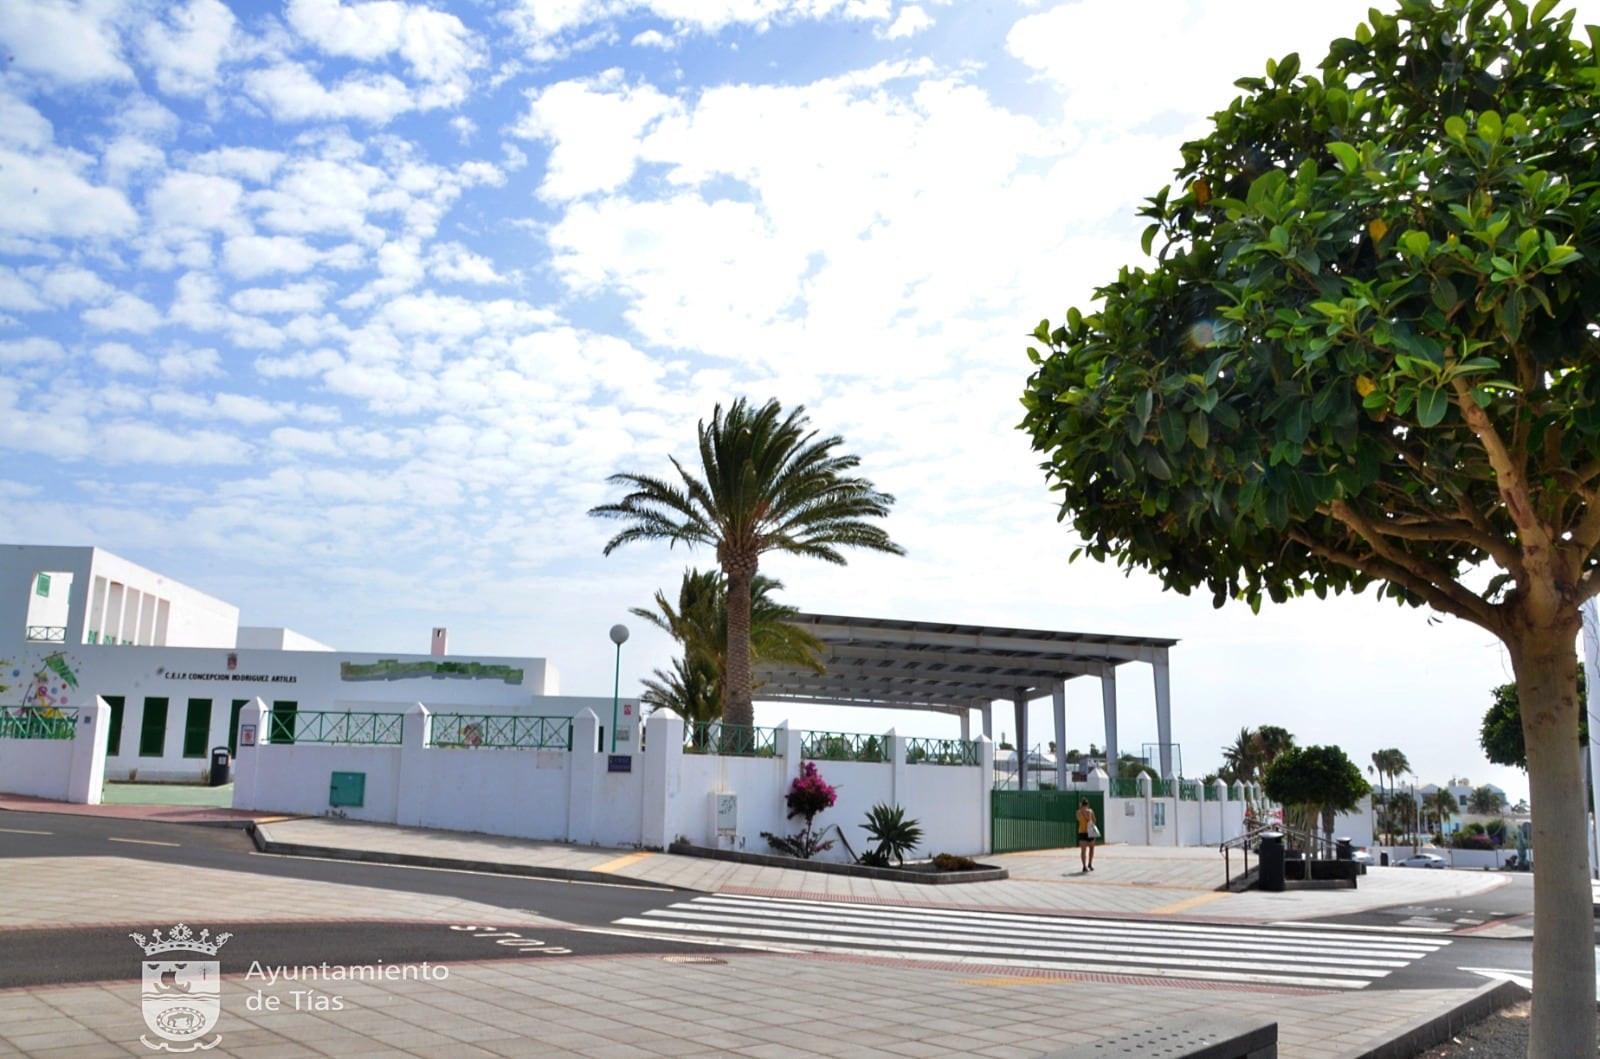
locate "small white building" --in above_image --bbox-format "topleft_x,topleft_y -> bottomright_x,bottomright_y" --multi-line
0,544 -> 634,782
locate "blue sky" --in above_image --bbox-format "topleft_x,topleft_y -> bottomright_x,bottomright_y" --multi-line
6,0 -> 1597,805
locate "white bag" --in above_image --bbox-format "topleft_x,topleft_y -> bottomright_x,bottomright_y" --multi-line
1087,822 -> 1101,839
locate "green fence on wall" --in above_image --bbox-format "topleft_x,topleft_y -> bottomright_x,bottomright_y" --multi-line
991,790 -> 1105,853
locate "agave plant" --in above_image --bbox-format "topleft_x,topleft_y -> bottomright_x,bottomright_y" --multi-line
861,803 -> 923,867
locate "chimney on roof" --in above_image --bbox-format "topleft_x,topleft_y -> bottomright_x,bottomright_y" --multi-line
431,627 -> 448,656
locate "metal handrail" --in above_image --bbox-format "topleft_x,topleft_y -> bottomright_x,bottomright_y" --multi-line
431,713 -> 571,750
0,706 -> 78,740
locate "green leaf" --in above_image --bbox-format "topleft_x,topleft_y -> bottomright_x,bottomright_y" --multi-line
1142,448 -> 1173,480
1444,114 -> 1468,142
1188,413 -> 1209,449
1141,223 -> 1159,257
1327,141 -> 1361,172
1478,110 -> 1502,144
1415,388 -> 1448,428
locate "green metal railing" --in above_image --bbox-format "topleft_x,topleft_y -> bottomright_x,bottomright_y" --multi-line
904,737 -> 980,766
1204,783 -> 1224,801
684,722 -> 780,757
0,707 -> 78,740
1152,778 -> 1177,798
1110,777 -> 1142,798
801,730 -> 888,762
1179,780 -> 1201,802
431,714 -> 571,750
267,710 -> 403,745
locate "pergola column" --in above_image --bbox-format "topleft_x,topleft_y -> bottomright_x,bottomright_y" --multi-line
1153,651 -> 1173,777
1013,688 -> 1029,791
1052,681 -> 1068,790
1100,665 -> 1119,779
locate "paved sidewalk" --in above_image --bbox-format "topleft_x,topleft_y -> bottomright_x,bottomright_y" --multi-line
0,801 -> 1525,1058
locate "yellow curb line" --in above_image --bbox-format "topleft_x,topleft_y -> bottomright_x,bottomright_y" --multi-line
1144,890 -> 1233,915
592,850 -> 657,874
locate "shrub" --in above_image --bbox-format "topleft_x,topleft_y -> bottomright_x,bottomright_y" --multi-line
933,853 -> 978,872
761,761 -> 838,859
860,804 -> 923,867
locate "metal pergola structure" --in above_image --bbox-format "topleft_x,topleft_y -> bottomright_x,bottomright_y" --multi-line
753,613 -> 1179,787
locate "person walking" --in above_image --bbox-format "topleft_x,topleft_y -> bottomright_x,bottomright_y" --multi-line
1076,797 -> 1098,872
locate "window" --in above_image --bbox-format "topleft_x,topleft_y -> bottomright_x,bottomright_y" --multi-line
104,696 -> 125,756
269,701 -> 298,745
1152,801 -> 1167,828
228,700 -> 248,756
182,699 -> 212,758
35,573 -> 50,597
138,698 -> 169,757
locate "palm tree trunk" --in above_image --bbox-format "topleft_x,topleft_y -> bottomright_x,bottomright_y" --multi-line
721,560 -> 756,729
1510,615 -> 1595,1058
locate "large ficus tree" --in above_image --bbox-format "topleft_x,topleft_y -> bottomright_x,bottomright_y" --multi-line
1019,2 -> 1599,1053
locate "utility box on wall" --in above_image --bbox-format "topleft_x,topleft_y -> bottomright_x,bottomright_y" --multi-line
330,771 -> 366,807
713,792 -> 737,848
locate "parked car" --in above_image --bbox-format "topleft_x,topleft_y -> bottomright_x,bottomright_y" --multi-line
1395,853 -> 1447,869
1351,849 -> 1375,864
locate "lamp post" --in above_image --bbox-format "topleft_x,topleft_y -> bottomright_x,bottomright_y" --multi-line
609,623 -> 629,753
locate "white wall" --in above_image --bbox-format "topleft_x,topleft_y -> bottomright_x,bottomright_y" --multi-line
0,700 -> 109,803
237,627 -> 334,651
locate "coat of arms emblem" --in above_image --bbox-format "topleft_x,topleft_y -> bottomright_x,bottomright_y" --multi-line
129,923 -> 231,1051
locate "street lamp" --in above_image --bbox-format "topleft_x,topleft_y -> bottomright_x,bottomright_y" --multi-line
609,623 -> 629,753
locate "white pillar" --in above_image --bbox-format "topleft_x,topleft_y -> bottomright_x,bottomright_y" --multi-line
981,703 -> 993,740
394,703 -> 430,828
1100,666 -> 1120,777
568,709 -> 601,845
959,710 -> 971,742
1052,682 -> 1068,790
978,734 -> 995,854
230,699 -> 266,808
1153,652 -> 1174,778
67,699 -> 111,804
641,709 -> 683,850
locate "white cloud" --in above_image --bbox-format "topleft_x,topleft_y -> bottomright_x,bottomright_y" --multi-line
91,341 -> 154,374
100,420 -> 251,464
222,235 -> 324,279
141,0 -> 239,96
0,0 -> 134,84
878,5 -> 932,39
0,336 -> 64,364
0,95 -> 53,151
428,242 -> 504,285
631,29 -> 674,49
231,281 -> 330,314
147,171 -> 248,234
82,293 -> 164,333
243,62 -> 417,125
0,268 -> 45,312
0,149 -> 140,240
159,347 -> 225,380
40,266 -> 115,307
512,70 -> 677,201
191,147 -> 286,184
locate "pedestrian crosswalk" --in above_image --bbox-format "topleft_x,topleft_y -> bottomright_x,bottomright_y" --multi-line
609,893 -> 1452,991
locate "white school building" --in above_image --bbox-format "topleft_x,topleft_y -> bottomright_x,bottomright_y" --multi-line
1,543 -> 1260,860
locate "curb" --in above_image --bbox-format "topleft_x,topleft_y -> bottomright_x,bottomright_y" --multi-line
668,840 -> 1010,885
1338,980 -> 1529,1059
248,823 -> 694,892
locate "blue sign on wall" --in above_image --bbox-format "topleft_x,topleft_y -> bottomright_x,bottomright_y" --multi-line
608,755 -> 632,773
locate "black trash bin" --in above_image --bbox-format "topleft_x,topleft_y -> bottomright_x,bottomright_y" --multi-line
1336,837 -> 1353,861
1380,850 -> 1390,867
210,747 -> 231,786
1257,831 -> 1286,892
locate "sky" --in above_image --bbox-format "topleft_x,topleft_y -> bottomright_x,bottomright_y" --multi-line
4,0 -> 1597,808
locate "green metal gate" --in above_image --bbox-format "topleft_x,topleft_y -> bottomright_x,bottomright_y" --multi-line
991,790 -> 1104,853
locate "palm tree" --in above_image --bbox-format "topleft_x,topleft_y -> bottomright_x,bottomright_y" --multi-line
1369,748 -> 1411,845
591,398 -> 904,727
1424,789 -> 1455,841
1220,727 -> 1257,782
631,568 -> 825,724
1252,726 -> 1295,771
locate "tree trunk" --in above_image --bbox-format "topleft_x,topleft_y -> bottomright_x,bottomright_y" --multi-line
1509,616 -> 1595,1059
721,559 -> 756,729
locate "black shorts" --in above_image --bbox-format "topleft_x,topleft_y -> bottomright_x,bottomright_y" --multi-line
1078,833 -> 1095,844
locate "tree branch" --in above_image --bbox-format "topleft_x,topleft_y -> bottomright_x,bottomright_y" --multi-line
1450,376 -> 1555,557
1322,500 -> 1503,631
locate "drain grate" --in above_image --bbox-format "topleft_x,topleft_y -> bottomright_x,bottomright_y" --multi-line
661,955 -> 727,965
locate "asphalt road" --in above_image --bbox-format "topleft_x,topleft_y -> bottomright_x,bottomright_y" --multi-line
0,810 -> 1570,997
0,811 -> 685,926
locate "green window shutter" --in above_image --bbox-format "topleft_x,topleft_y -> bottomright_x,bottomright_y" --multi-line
104,696 -> 125,756
138,698 -> 169,757
182,699 -> 212,758
35,573 -> 50,597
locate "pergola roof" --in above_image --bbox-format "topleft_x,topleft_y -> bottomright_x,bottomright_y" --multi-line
753,613 -> 1178,712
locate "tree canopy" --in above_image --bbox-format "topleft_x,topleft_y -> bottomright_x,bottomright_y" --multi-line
1261,744 -> 1372,826
1480,664 -> 1589,768
1019,2 -> 1599,1050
